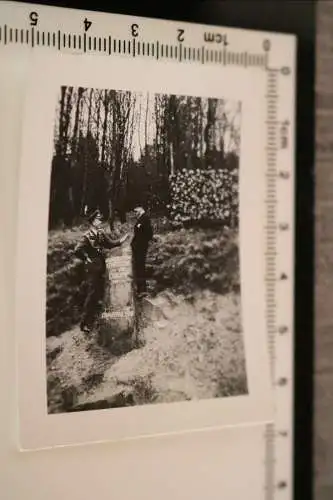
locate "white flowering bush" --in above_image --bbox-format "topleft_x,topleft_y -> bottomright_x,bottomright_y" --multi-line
168,167 -> 238,227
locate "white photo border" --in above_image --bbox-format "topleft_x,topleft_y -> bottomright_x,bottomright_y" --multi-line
15,51 -> 273,450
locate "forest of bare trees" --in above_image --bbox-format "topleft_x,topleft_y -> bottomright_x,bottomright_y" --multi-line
49,85 -> 241,229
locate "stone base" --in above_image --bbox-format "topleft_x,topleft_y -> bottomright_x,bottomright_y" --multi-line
97,309 -> 136,354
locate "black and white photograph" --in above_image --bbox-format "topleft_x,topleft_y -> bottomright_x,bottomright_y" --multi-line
15,53 -> 274,449
46,84 -> 247,414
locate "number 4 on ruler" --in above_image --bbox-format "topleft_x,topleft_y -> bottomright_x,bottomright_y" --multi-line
83,17 -> 92,32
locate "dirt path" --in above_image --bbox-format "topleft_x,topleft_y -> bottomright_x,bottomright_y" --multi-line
47,280 -> 247,413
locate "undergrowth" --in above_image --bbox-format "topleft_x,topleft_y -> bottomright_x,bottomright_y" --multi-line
46,223 -> 240,337
146,226 -> 240,296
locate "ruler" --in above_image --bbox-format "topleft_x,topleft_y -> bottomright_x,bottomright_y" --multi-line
0,2 -> 295,499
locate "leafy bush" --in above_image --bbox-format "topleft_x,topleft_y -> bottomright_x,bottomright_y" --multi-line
168,167 -> 238,227
147,227 -> 240,296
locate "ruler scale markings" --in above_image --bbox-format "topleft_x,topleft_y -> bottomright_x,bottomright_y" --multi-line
222,47 -> 227,65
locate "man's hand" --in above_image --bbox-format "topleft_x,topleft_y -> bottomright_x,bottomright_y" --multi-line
120,233 -> 129,244
85,257 -> 92,264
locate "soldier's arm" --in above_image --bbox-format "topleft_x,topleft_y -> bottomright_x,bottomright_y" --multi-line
101,231 -> 126,249
74,237 -> 91,262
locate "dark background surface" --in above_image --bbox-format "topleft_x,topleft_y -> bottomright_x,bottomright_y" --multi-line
12,1 -> 316,499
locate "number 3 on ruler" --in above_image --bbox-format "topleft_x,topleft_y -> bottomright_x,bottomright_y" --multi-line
131,24 -> 139,37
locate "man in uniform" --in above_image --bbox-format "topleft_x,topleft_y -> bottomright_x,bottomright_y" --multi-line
131,205 -> 154,297
74,209 -> 128,333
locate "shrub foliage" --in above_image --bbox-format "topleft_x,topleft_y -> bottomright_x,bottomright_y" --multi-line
146,227 -> 240,296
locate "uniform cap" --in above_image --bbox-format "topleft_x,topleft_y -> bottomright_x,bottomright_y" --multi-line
87,209 -> 104,223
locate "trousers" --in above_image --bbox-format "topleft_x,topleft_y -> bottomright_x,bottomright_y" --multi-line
132,246 -> 148,295
81,256 -> 106,329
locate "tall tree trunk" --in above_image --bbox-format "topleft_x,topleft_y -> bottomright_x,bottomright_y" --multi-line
63,86 -> 73,155
101,90 -> 109,164
81,89 -> 94,214
95,90 -> 101,158
61,86 -> 74,227
71,88 -> 84,160
56,86 -> 67,156
204,98 -> 218,169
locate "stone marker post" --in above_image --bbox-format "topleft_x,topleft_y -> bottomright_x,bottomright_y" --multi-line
98,241 -> 137,352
